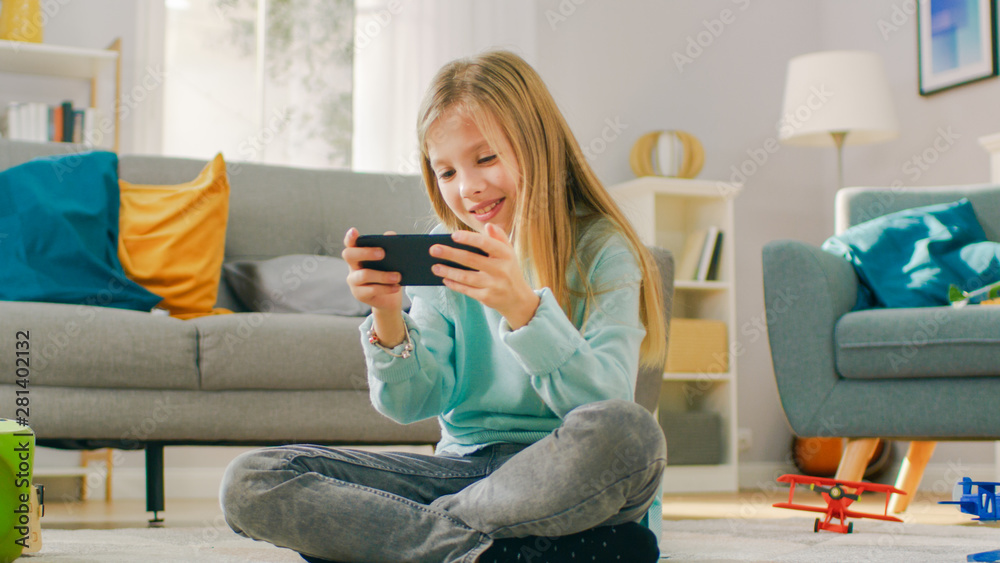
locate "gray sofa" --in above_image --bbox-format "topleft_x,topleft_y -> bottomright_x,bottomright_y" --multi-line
0,139 -> 672,520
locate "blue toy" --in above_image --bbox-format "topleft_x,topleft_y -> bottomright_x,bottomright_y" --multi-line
940,478 -> 1000,562
941,477 -> 1000,521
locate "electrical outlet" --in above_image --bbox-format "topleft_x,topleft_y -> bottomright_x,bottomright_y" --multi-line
737,428 -> 753,452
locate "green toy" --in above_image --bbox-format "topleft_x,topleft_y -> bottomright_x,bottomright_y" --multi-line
948,280 -> 1000,307
0,420 -> 34,563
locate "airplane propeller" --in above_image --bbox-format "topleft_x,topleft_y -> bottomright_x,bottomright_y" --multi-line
809,483 -> 859,501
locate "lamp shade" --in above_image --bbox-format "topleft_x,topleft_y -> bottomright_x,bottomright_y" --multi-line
779,50 -> 898,147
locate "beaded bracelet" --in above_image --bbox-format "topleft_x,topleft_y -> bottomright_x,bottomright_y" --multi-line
367,324 -> 414,359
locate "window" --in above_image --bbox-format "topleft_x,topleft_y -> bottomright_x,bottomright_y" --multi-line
351,0 -> 536,173
162,0 -> 353,168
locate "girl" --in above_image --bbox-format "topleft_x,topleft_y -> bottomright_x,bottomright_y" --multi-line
221,50 -> 668,563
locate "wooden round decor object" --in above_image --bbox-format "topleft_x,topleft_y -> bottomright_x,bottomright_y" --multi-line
629,130 -> 705,179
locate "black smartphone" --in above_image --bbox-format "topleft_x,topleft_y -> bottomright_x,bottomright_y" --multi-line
356,234 -> 488,286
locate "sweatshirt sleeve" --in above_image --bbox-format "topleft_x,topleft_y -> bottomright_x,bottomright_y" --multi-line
360,288 -> 457,424
499,243 -> 646,418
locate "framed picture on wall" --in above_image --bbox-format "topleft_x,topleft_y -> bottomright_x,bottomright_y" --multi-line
918,0 -> 998,95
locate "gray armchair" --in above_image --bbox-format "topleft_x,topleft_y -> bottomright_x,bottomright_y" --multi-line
762,184 -> 1000,512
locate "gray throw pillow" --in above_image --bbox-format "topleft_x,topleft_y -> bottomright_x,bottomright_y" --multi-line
223,254 -> 408,316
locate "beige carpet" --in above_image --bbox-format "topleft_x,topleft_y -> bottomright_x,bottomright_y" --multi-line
24,526 -> 304,562
21,518 -> 1000,562
661,517 -> 1000,562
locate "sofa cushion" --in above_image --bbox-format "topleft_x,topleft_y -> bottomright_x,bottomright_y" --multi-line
0,151 -> 163,311
223,255 -> 372,316
835,306 -> 1000,379
12,387 -> 440,444
119,153 -> 232,319
192,313 -> 369,391
0,301 -> 200,390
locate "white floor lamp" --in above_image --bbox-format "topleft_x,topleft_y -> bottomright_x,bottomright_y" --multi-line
778,50 -> 899,189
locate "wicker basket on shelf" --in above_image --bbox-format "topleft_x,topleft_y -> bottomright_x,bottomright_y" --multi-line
665,318 -> 728,373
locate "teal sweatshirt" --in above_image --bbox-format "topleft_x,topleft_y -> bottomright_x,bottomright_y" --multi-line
359,222 -> 646,455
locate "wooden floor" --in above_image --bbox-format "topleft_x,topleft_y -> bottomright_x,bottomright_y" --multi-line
40,489 -> 971,530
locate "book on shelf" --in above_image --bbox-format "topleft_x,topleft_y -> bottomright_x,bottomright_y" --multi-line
61,101 -> 74,143
1,100 -> 105,147
705,230 -> 724,281
676,228 -> 709,281
694,226 -> 721,282
52,104 -> 63,142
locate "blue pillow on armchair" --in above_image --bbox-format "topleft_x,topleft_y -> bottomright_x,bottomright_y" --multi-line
821,198 -> 1000,309
0,151 -> 163,311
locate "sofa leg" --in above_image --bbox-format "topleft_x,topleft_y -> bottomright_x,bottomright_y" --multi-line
834,438 -> 880,484
889,441 -> 936,514
146,443 -> 165,527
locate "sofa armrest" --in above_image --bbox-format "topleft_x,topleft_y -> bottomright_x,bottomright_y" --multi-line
762,240 -> 858,436
634,246 -> 673,414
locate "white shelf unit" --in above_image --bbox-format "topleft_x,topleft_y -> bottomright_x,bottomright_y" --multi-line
610,176 -> 741,493
0,38 -> 121,151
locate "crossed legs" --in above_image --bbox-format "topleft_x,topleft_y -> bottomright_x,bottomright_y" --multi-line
220,399 -> 666,563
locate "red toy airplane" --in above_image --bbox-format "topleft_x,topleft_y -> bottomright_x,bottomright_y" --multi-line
772,474 -> 907,533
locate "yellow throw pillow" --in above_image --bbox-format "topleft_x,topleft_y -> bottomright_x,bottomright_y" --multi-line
118,153 -> 232,320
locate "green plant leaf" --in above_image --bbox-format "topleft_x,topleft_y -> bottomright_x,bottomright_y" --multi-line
948,285 -> 965,302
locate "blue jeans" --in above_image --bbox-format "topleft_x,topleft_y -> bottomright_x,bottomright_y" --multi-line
219,399 -> 666,563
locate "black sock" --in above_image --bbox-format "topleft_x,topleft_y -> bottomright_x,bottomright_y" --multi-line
478,522 -> 659,563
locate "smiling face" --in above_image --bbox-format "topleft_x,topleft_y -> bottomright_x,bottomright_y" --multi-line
426,109 -> 519,234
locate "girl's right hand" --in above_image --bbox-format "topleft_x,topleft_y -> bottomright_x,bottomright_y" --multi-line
342,228 -> 404,313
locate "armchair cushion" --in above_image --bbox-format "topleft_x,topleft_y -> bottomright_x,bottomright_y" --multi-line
835,306 -> 1000,379
821,198 -> 1000,309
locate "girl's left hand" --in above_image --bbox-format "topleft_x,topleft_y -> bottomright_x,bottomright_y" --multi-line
430,223 -> 540,330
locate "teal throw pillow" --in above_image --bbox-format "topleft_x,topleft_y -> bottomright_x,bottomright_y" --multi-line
0,151 -> 164,311
821,198 -> 1000,309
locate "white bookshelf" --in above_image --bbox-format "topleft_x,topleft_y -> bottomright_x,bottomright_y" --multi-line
0,38 -> 120,150
610,176 -> 741,493
675,280 -> 730,291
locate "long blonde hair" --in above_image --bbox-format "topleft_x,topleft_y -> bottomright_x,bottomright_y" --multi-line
417,50 -> 667,369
